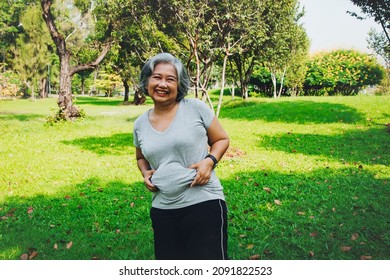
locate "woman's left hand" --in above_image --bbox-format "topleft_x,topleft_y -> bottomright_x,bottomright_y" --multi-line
189,158 -> 214,187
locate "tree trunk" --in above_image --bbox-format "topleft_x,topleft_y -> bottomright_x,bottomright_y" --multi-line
123,79 -> 129,102
216,53 -> 228,118
132,86 -> 146,105
40,77 -> 48,98
277,67 -> 287,98
57,51 -> 80,119
271,71 -> 277,98
41,0 -> 111,120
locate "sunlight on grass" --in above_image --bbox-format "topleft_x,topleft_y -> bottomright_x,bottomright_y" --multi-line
0,95 -> 389,260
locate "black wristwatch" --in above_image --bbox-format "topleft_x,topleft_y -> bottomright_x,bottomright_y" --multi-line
205,154 -> 218,169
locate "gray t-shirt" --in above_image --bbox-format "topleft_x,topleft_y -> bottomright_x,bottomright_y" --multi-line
133,98 -> 225,209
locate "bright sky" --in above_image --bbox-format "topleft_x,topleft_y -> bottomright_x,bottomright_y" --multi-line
299,0 -> 383,54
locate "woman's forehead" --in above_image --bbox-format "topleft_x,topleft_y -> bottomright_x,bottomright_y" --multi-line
153,63 -> 177,76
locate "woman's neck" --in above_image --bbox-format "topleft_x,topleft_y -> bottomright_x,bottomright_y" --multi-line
153,100 -> 179,115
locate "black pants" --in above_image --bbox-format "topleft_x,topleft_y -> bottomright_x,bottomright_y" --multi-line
150,199 -> 228,260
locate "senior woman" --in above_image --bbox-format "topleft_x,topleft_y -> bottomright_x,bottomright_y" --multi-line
133,53 -> 230,260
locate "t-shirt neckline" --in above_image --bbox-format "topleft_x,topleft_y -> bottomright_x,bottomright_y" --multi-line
147,100 -> 182,134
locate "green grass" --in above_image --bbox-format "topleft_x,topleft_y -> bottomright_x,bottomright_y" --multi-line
0,94 -> 389,260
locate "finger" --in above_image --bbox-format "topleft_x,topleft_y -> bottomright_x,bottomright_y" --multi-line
189,163 -> 197,169
190,174 -> 201,187
148,186 -> 159,192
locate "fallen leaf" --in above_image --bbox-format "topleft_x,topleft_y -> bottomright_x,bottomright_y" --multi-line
6,208 -> 17,217
263,187 -> 271,193
309,251 -> 315,257
249,254 -> 260,260
332,207 -> 336,212
239,234 -> 247,238
29,251 -> 38,260
130,202 -> 135,208
54,244 -> 58,250
351,233 -> 359,241
246,244 -> 254,250
20,254 -> 28,260
66,241 -> 73,249
310,232 -> 318,237
64,195 -> 71,200
27,207 -> 34,214
340,246 -> 352,252
360,255 -> 372,260
274,199 -> 281,206
297,211 -> 305,216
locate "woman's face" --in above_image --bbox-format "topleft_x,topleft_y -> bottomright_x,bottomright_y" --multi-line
147,62 -> 178,105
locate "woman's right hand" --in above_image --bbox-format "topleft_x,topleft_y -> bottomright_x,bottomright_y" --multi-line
143,169 -> 158,192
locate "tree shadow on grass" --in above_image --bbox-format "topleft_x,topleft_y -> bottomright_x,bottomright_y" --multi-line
220,100 -> 366,124
62,133 -> 134,156
1,169 -> 388,260
0,178 -> 154,260
258,127 -> 389,165
0,112 -> 44,122
222,167 -> 389,260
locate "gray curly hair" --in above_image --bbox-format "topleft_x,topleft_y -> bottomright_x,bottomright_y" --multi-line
139,53 -> 191,101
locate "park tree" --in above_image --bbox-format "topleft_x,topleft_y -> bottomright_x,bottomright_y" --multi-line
348,0 -> 390,43
261,0 -> 308,98
367,28 -> 390,69
13,4 -> 52,99
367,28 -> 390,93
284,24 -> 310,96
107,8 -> 179,105
40,0 -> 112,120
213,0 -> 250,116
149,0 -> 218,107
0,0 -> 31,70
227,0 -> 269,100
228,0 -> 306,100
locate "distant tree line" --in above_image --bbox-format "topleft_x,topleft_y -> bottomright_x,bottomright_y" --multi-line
250,49 -> 385,97
0,0 -> 387,119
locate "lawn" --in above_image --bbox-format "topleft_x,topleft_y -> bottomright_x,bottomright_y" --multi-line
0,94 -> 389,260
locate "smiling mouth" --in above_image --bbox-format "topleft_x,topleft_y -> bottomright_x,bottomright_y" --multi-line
156,90 -> 169,95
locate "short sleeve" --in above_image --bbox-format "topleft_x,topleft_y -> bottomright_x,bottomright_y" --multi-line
133,126 -> 139,148
133,115 -> 144,148
192,99 -> 215,129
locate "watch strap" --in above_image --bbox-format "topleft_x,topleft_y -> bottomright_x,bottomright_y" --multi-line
205,154 -> 218,169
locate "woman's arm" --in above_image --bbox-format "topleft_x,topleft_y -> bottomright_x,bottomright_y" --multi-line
136,147 -> 158,192
190,117 -> 230,187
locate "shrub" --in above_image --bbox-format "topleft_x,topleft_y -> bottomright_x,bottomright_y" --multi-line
0,70 -> 23,99
304,50 -> 385,96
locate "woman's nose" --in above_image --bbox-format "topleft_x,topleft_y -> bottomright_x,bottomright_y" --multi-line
158,79 -> 168,87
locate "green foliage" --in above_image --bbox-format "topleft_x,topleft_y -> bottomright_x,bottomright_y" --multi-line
94,71 -> 123,97
0,69 -> 23,98
348,0 -> 389,41
12,4 -> 52,97
304,50 -> 385,96
0,0 -> 29,67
